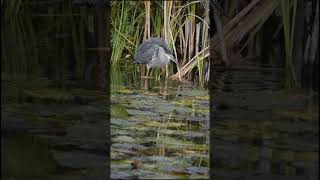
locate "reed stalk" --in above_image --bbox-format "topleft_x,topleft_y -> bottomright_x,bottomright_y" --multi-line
281,0 -> 297,87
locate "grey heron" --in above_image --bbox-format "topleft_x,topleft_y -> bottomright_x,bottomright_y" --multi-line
133,38 -> 181,81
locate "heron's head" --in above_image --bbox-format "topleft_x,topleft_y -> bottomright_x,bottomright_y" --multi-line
159,47 -> 179,69
162,51 -> 178,65
165,53 -> 182,81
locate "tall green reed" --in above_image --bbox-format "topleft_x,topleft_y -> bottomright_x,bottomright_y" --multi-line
1,0 -> 40,76
111,1 -> 144,66
110,1 -> 209,84
281,0 -> 297,87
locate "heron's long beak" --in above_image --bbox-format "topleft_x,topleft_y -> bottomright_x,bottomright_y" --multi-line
169,54 -> 182,81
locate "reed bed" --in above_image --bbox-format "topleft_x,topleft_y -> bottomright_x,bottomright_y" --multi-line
111,0 -> 210,83
2,0 -> 87,80
1,0 -> 317,89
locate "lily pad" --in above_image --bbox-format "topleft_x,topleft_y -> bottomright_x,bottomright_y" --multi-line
111,104 -> 129,118
186,166 -> 209,175
112,136 -> 137,143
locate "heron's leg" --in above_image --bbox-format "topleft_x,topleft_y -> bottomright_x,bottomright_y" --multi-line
165,64 -> 169,78
141,65 -> 152,79
146,67 -> 150,77
159,68 -> 166,77
144,78 -> 148,91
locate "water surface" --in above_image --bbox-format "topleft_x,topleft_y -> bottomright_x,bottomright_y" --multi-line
111,68 -> 210,179
211,62 -> 319,180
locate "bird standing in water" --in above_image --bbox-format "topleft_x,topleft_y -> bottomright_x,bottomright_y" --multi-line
133,38 -> 181,81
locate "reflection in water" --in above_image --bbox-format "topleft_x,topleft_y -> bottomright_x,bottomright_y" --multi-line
1,135 -> 58,179
2,75 -> 109,180
158,79 -> 168,97
111,68 -> 209,179
211,64 -> 319,180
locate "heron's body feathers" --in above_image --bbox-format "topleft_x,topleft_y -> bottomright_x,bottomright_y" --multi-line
133,37 -> 182,81
134,38 -> 173,66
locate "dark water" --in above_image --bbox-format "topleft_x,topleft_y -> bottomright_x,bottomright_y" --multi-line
1,62 -> 318,180
1,75 -> 108,180
211,62 -> 319,180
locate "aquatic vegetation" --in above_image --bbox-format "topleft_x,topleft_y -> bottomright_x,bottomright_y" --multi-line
111,104 -> 129,119
111,79 -> 209,179
24,89 -> 74,103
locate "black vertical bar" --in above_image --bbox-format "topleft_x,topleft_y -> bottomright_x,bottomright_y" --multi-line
209,1 -> 215,179
105,1 -> 111,178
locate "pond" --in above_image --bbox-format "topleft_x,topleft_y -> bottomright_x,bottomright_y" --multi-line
110,66 -> 210,179
211,61 -> 319,180
1,74 -> 108,180
1,62 -> 317,180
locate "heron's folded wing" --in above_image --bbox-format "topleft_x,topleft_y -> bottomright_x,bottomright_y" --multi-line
134,43 -> 158,64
